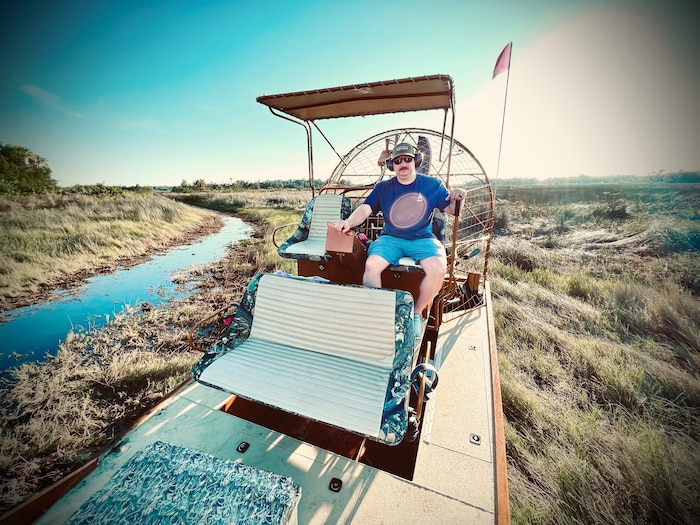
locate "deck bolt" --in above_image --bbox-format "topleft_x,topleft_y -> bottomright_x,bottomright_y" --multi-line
469,344 -> 477,351
329,477 -> 343,492
237,441 -> 250,453
470,434 -> 481,445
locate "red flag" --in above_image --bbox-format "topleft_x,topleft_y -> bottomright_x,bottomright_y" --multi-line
492,42 -> 512,79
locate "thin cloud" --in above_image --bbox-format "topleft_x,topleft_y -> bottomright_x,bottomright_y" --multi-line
118,117 -> 166,132
19,82 -> 87,119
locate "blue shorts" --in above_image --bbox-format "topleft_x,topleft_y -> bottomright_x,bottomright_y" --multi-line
368,235 -> 446,265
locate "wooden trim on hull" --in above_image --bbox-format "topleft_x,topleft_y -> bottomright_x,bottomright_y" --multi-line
485,281 -> 511,524
0,458 -> 97,525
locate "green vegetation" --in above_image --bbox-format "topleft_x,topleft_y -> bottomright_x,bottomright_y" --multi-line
170,189 -> 310,213
0,191 -> 220,308
496,171 -> 700,188
0,144 -> 58,195
171,191 -> 308,275
1,182 -> 698,523
172,178 -> 322,192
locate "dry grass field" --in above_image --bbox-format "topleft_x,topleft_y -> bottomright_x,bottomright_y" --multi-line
0,194 -> 300,514
490,183 -> 699,524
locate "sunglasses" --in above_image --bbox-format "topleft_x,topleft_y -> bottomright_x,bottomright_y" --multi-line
393,156 -> 414,165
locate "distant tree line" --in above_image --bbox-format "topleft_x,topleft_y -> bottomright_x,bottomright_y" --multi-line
3,143 -> 697,196
650,171 -> 700,184
58,184 -> 155,196
498,172 -> 700,187
171,178 -> 324,192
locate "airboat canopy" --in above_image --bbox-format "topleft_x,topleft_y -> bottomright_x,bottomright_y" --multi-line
256,74 -> 454,121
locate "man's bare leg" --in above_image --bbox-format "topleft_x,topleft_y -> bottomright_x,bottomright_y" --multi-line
414,256 -> 446,315
363,254 -> 390,288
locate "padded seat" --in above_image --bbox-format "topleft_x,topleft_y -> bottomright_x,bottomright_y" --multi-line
278,194 -> 352,261
192,273 -> 416,445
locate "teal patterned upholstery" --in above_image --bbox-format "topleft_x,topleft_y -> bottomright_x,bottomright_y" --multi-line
65,440 -> 301,525
278,194 -> 352,261
192,273 -> 416,445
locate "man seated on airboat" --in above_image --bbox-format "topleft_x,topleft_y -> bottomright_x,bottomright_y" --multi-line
334,142 -> 465,341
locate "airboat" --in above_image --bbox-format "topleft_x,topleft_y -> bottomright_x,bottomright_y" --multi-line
18,75 -> 509,524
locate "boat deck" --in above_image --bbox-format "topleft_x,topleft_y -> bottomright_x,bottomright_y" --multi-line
38,290 -> 502,524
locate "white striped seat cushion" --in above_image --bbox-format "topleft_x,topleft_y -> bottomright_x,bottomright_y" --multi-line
197,274 -> 403,439
283,193 -> 345,256
198,339 -> 391,436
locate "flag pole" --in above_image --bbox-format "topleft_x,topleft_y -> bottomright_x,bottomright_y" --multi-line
492,42 -> 512,198
483,42 -> 512,283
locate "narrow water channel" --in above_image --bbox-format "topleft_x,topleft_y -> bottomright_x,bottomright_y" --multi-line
0,215 -> 252,373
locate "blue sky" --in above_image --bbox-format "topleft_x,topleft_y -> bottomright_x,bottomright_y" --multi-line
1,0 -> 698,187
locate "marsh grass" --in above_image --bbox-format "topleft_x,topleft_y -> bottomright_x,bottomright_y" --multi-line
493,184 -> 700,524
227,206 -> 300,276
1,184 -> 699,523
0,299 -> 204,507
0,193 -> 219,309
169,191 -> 305,276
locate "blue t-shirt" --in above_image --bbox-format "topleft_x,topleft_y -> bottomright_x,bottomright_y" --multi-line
364,175 -> 450,240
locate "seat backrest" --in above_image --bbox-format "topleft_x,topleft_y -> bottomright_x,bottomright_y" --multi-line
192,273 -> 416,445
306,193 -> 347,244
278,194 -> 352,259
250,273 -> 398,368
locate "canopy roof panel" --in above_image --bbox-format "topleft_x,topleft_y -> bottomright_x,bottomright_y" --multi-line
256,75 -> 454,121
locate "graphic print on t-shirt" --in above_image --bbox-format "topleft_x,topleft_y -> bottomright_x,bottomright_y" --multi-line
389,192 -> 427,230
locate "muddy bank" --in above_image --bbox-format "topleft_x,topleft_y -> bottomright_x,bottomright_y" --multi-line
1,213 -> 225,314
